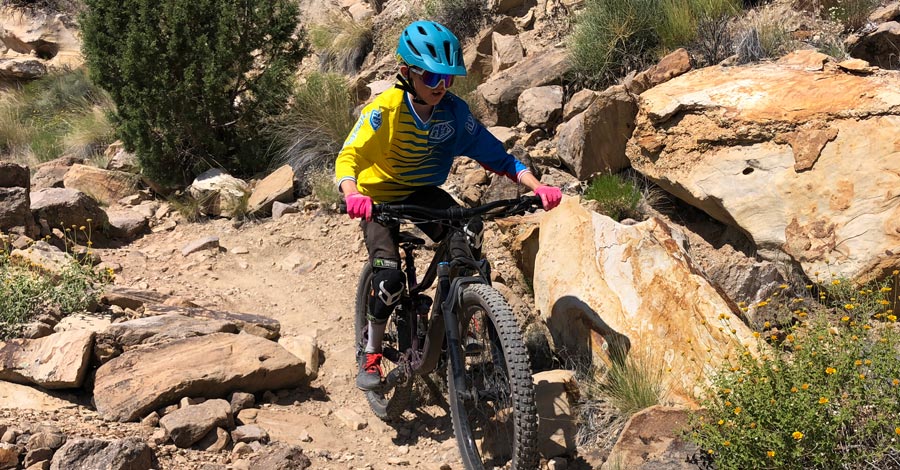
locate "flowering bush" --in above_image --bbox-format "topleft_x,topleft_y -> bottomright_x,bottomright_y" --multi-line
690,271 -> 900,469
0,228 -> 112,340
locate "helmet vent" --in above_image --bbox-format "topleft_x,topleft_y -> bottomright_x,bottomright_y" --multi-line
427,44 -> 439,62
443,42 -> 453,65
407,41 -> 421,58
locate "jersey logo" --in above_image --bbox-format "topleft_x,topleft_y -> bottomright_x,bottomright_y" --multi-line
465,115 -> 477,135
430,122 -> 454,143
370,110 -> 382,131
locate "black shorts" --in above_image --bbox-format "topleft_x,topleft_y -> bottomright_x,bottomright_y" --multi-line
362,186 -> 460,265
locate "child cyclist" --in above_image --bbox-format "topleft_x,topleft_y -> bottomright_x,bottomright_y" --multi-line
335,20 -> 562,391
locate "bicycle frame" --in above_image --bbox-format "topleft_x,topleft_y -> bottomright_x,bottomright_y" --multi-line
383,229 -> 489,388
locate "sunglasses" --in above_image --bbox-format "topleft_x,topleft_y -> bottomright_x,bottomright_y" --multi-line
408,66 -> 454,89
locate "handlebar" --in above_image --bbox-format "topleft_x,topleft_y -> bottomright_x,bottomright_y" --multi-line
340,195 -> 544,222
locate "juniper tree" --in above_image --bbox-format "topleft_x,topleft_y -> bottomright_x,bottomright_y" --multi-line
80,0 -> 307,186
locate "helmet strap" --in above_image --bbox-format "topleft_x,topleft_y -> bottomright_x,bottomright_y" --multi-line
395,73 -> 428,105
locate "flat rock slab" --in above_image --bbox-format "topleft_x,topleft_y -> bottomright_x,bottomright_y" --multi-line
93,333 -> 307,422
0,330 -> 94,389
100,314 -> 238,350
0,381 -> 78,411
49,437 -> 154,470
143,305 -> 280,340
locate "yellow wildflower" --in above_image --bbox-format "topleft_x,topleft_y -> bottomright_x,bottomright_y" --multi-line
825,367 -> 836,375
819,397 -> 829,404
792,431 -> 803,440
767,450 -> 776,458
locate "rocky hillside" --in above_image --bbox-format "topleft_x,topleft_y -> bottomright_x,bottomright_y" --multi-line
2,0 -> 900,469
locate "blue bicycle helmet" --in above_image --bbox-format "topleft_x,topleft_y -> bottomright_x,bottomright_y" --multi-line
397,21 -> 467,76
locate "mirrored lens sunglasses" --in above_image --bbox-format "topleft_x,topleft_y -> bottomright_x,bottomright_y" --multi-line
409,66 -> 454,89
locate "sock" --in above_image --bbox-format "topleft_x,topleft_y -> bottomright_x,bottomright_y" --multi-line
365,321 -> 387,354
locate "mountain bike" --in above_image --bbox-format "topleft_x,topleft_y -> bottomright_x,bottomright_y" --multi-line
350,195 -> 543,470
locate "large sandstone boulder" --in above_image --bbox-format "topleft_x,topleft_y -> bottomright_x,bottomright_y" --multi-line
0,6 -> 83,69
556,85 -> 638,180
474,47 -> 570,127
63,164 -> 141,207
30,188 -> 108,232
626,57 -> 900,283
49,438 -> 154,470
0,330 -> 94,389
533,198 -> 757,403
188,169 -> 250,218
93,333 -> 309,422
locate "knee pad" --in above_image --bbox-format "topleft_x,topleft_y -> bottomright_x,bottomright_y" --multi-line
368,267 -> 405,323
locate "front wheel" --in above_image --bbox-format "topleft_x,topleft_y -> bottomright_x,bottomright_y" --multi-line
354,263 -> 413,420
447,284 -> 538,470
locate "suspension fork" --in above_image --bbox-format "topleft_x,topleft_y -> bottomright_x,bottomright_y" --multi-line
439,262 -> 490,401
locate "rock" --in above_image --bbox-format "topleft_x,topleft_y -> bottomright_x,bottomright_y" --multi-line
99,286 -> 169,311
0,162 -> 29,189
491,32 -> 524,74
30,188 -> 107,231
248,165 -> 295,216
272,201 -> 299,220
0,187 -> 37,238
182,236 -> 221,256
232,425 -> 269,444
277,335 -> 320,382
847,21 -> 900,69
195,427 -> 231,453
49,437 -> 154,470
247,443 -> 311,470
0,382 -> 77,411
517,85 -> 563,129
105,209 -> 148,240
600,406 -> 698,470
557,85 -> 637,180
335,409 -> 367,430
99,313 -> 238,350
62,164 -> 140,206
188,169 -> 249,218
0,443 -> 19,470
533,370 -> 578,458
0,330 -> 94,389
627,61 -> 900,283
93,333 -> 308,422
143,305 -> 280,340
534,199 -> 758,404
159,399 -> 233,448
475,47 -> 570,127
229,392 -> 256,415
0,57 -> 47,79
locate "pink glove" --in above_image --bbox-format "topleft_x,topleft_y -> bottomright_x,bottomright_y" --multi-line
534,185 -> 562,211
345,193 -> 372,221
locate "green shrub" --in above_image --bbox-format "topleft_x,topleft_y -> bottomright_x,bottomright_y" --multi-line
690,272 -> 900,469
796,0 -> 881,32
733,4 -> 802,63
268,72 -> 356,194
583,173 -> 641,221
570,0 -> 659,87
0,68 -> 115,165
423,0 -> 489,41
570,0 -> 741,87
0,235 -> 110,340
309,16 -> 374,74
309,167 -> 342,207
80,0 -> 307,187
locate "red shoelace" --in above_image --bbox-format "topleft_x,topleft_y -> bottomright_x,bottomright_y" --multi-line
363,353 -> 383,376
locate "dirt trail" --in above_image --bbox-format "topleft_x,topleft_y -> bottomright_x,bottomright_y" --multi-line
96,208 -> 468,469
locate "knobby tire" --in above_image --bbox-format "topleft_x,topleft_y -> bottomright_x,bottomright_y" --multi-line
448,284 -> 539,470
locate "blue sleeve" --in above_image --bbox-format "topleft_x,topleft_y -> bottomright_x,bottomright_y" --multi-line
451,97 -> 529,182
